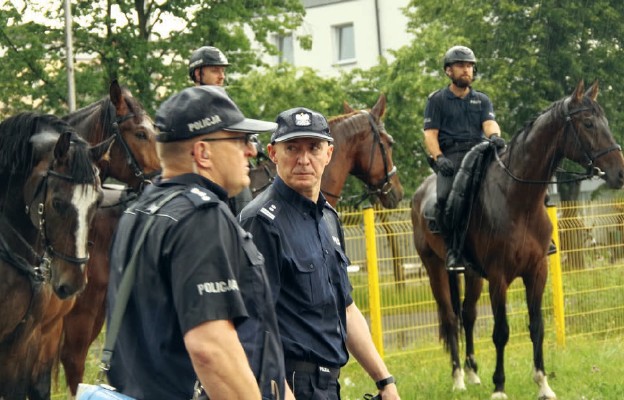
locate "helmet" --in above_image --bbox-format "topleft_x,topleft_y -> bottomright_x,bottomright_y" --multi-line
443,46 -> 477,69
188,46 -> 230,81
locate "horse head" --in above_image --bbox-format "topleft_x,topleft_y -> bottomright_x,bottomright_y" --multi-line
559,80 -> 624,189
21,116 -> 109,299
64,80 -> 160,192
328,93 -> 404,208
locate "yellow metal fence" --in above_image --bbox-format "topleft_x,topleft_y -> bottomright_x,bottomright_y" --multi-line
338,199 -> 624,360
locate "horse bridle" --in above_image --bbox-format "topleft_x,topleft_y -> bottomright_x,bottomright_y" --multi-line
108,106 -> 156,189
495,97 -> 622,185
322,111 -> 398,203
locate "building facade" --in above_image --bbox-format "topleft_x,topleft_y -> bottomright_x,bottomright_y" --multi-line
264,0 -> 413,77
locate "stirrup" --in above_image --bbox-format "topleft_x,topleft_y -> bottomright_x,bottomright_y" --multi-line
445,250 -> 465,272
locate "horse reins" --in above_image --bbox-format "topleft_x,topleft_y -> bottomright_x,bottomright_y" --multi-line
494,97 -> 622,185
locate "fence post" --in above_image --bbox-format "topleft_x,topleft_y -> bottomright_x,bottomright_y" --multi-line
363,205 -> 384,356
547,204 -> 566,347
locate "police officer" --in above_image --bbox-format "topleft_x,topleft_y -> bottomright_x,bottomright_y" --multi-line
239,108 -> 400,400
107,86 -> 294,399
188,45 -> 230,86
423,45 -> 505,271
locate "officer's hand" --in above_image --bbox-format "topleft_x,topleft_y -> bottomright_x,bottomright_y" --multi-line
490,135 -> 506,149
435,156 -> 454,177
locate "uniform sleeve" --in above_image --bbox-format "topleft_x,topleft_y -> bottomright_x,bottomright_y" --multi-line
480,93 -> 496,122
168,208 -> 248,334
239,215 -> 283,306
423,93 -> 441,130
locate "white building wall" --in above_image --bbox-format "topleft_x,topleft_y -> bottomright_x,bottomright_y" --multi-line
262,0 -> 413,77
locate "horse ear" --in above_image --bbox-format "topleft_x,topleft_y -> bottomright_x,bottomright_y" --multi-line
343,100 -> 355,114
90,136 -> 115,163
109,79 -> 129,115
54,131 -> 72,160
572,80 -> 585,103
585,80 -> 599,101
371,93 -> 387,119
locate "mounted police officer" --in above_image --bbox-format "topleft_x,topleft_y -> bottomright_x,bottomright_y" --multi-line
107,86 -> 294,399
188,45 -> 230,86
423,45 -> 505,271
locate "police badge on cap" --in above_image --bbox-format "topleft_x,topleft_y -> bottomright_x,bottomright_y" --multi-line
271,107 -> 333,143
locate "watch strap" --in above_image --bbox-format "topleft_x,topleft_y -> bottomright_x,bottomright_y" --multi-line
375,375 -> 396,390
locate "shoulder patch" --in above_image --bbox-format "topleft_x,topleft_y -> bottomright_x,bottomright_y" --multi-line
182,185 -> 220,208
258,200 -> 281,222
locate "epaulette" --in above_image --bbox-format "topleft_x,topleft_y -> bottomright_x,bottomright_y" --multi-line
257,200 -> 281,223
181,185 -> 220,208
323,201 -> 339,218
427,89 -> 441,99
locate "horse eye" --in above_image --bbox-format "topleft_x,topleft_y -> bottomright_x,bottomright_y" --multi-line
134,131 -> 148,141
52,198 -> 69,213
583,119 -> 594,129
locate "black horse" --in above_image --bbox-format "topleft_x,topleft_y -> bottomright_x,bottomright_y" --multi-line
411,80 -> 624,399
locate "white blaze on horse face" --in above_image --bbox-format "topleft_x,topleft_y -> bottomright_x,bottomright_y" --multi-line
72,184 -> 99,269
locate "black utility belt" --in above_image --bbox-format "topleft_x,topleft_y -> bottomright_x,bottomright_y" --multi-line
285,359 -> 340,379
441,140 -> 481,154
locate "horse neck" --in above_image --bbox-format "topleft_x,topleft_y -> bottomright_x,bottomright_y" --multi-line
503,110 -> 566,198
322,117 -> 361,207
66,100 -> 110,145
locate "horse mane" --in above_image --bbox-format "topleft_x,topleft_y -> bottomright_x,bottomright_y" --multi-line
509,94 -> 603,147
0,112 -> 97,185
328,111 -> 371,142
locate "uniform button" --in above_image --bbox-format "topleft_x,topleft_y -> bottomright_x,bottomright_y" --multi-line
309,264 -> 314,269
324,249 -> 329,255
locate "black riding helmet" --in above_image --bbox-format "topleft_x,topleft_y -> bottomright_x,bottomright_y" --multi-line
443,46 -> 477,72
188,46 -> 230,82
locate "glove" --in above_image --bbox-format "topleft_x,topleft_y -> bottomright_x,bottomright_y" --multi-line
490,135 -> 506,149
435,156 -> 455,177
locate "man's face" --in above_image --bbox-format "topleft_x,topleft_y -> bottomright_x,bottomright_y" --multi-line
198,132 -> 257,197
447,62 -> 474,88
196,65 -> 226,86
268,138 -> 333,199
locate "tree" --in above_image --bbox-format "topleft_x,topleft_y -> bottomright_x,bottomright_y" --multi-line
0,0 -> 306,116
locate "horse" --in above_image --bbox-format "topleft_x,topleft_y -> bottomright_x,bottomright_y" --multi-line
60,80 -> 160,396
0,112 -> 109,399
410,80 -> 624,399
249,94 -> 404,209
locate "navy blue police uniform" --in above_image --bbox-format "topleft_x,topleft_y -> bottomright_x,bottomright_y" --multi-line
424,85 -> 496,205
107,173 -> 285,400
239,176 -> 352,399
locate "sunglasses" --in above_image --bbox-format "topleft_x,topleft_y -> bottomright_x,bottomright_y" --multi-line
200,134 -> 258,148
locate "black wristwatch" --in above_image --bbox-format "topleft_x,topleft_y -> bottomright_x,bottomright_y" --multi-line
375,375 -> 396,390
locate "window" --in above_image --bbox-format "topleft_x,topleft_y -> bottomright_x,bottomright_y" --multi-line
275,34 -> 294,64
334,23 -> 355,63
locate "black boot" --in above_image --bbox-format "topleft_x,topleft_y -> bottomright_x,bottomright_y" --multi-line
445,249 -> 465,272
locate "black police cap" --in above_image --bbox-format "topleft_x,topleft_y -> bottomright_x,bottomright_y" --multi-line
271,107 -> 333,144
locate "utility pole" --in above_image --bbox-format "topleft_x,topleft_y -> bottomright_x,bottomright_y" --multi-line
64,0 -> 76,112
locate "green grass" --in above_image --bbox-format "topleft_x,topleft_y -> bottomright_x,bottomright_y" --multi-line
54,335 -> 624,399
338,336 -> 624,400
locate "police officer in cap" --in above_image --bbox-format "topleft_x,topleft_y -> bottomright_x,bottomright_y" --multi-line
107,86 -> 294,399
239,107 -> 400,400
423,45 -> 505,272
189,45 -> 230,86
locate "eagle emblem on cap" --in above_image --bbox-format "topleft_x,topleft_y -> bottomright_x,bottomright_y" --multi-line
294,112 -> 312,127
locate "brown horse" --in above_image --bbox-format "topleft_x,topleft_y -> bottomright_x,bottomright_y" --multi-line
0,112 -> 108,399
411,80 -> 624,399
249,94 -> 404,209
60,80 -> 160,396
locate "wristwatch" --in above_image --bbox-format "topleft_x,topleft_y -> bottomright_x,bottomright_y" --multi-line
375,375 -> 396,390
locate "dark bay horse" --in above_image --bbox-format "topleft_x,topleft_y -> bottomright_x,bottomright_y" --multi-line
60,80 -> 160,395
249,94 -> 404,209
411,80 -> 624,399
0,112 -> 108,399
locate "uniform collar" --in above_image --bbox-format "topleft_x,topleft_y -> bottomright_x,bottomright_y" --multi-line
273,176 -> 327,216
444,85 -> 474,99
153,173 -> 229,202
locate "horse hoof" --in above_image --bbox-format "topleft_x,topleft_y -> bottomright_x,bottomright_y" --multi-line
465,368 -> 481,385
491,392 -> 508,400
452,368 -> 466,391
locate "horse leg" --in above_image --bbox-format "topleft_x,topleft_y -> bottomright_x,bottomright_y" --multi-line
423,253 -> 465,391
523,265 -> 556,400
489,279 -> 509,399
462,272 -> 483,385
